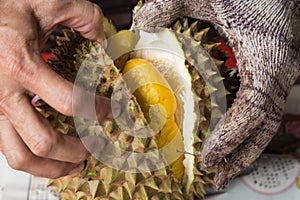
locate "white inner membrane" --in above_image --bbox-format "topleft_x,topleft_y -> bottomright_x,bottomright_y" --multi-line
133,30 -> 197,190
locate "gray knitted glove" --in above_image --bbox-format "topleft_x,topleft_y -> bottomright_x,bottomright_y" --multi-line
134,0 -> 300,189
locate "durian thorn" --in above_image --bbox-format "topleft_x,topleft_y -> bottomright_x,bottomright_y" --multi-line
183,28 -> 192,36
225,89 -> 231,95
206,84 -> 218,93
190,21 -> 198,33
183,18 -> 189,29
213,76 -> 225,83
112,65 -> 119,73
173,20 -> 182,32
176,149 -> 200,158
210,102 -> 219,108
204,43 -> 221,51
205,69 -> 218,77
194,28 -> 210,41
212,59 -> 225,68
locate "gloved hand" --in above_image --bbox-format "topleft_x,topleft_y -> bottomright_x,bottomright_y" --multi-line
134,0 -> 300,189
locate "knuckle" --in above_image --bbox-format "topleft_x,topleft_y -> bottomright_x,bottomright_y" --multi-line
0,32 -> 38,87
0,93 -> 27,123
48,172 -> 64,179
47,0 -> 60,8
60,94 -> 73,116
46,168 -> 65,179
37,0 -> 61,12
93,4 -> 103,21
48,166 -> 70,179
0,92 -> 13,111
77,151 -> 88,163
4,51 -> 38,87
5,54 -> 22,75
0,92 -> 20,113
29,134 -> 55,157
53,166 -> 71,179
5,151 -> 27,171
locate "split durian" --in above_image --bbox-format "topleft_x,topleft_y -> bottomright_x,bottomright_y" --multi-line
42,8 -> 239,200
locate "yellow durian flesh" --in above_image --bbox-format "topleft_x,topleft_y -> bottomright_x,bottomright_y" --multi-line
123,58 -> 185,180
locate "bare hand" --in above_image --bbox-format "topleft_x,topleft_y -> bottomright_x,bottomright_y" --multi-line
0,0 -> 113,178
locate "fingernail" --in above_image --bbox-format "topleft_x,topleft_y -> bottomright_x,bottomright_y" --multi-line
31,95 -> 40,107
68,163 -> 85,175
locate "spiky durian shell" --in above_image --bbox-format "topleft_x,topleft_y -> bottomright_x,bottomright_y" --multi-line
169,17 -> 241,198
43,10 -> 240,200
45,30 -> 183,200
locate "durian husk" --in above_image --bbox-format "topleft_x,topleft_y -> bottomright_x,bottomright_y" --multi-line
43,14 -> 240,200
169,17 -> 240,198
45,29 -> 183,199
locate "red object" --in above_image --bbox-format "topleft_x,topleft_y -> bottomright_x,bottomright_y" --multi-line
41,52 -> 55,62
217,38 -> 237,69
282,114 -> 300,139
282,114 -> 300,122
285,121 -> 300,139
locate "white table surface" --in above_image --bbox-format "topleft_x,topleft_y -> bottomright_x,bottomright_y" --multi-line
0,155 -> 59,200
0,154 -> 31,200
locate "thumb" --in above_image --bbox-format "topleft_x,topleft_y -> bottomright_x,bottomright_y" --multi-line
25,55 -> 119,121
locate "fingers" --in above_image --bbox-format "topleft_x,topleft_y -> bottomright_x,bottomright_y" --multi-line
21,55 -> 117,121
60,0 -> 104,40
213,116 -> 281,189
32,0 -> 104,41
201,86 -> 266,168
0,117 -> 83,178
1,0 -> 115,121
21,55 -> 74,116
1,92 -> 89,164
133,0 -> 184,32
73,87 -> 121,122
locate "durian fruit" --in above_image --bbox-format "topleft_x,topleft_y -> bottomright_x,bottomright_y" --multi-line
167,17 -> 240,198
45,29 -> 184,200
122,58 -> 186,181
43,12 -> 240,200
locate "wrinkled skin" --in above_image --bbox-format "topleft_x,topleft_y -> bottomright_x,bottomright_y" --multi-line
134,0 -> 300,189
0,0 -> 116,178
